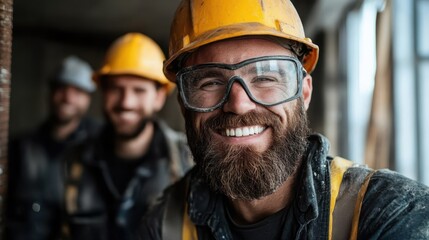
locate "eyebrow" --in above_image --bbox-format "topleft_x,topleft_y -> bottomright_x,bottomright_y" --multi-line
188,69 -> 229,84
201,69 -> 229,78
243,63 -> 287,76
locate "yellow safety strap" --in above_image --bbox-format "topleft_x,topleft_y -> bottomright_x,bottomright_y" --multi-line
329,157 -> 354,240
349,170 -> 376,240
63,160 -> 84,238
182,203 -> 198,240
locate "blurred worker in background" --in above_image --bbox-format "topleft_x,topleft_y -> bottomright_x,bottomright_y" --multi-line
138,0 -> 429,239
64,33 -> 193,240
6,55 -> 99,240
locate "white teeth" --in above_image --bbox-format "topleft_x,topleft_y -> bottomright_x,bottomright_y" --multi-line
249,127 -> 255,135
242,127 -> 249,136
225,125 -> 265,137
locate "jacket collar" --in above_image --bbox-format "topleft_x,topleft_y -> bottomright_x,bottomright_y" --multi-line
81,119 -> 170,166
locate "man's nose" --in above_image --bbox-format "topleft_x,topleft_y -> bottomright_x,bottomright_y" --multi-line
222,81 -> 256,114
62,87 -> 78,102
119,90 -> 137,109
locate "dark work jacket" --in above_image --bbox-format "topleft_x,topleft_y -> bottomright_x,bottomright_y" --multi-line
138,134 -> 429,240
6,118 -> 101,240
65,120 -> 194,240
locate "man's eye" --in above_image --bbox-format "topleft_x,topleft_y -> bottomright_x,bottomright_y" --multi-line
196,78 -> 225,90
106,86 -> 121,93
135,88 -> 147,94
253,76 -> 279,83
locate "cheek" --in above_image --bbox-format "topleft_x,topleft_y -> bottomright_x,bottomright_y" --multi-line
184,109 -> 218,136
194,111 -> 217,134
194,116 -> 203,132
51,92 -> 63,105
185,111 -> 203,133
139,95 -> 157,114
103,93 -> 117,111
266,104 -> 289,126
264,103 -> 300,132
77,96 -> 91,109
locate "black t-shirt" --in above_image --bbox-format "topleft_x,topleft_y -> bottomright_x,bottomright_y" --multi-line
105,124 -> 168,195
226,202 -> 295,240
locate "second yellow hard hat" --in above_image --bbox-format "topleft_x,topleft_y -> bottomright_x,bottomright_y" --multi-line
94,33 -> 175,92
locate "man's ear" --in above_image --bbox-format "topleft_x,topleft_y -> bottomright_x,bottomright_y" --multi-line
302,74 -> 313,110
154,87 -> 168,111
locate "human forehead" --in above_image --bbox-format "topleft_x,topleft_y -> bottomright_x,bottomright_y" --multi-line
104,75 -> 157,88
184,38 -> 296,66
52,84 -> 88,94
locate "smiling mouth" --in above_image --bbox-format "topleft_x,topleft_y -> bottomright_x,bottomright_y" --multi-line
224,125 -> 266,137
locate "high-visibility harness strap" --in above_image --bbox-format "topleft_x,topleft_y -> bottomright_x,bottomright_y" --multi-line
329,157 -> 354,239
182,203 -> 198,240
349,169 -> 376,240
162,175 -> 196,240
330,157 -> 375,240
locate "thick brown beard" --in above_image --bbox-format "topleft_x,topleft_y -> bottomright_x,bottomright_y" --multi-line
185,99 -> 310,200
51,103 -> 86,127
104,109 -> 151,140
113,118 -> 149,140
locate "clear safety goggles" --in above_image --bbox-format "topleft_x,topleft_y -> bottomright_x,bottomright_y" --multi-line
177,56 -> 306,112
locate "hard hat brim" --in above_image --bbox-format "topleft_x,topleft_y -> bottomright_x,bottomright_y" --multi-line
93,70 -> 176,94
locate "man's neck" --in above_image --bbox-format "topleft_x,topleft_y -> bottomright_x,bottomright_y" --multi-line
114,122 -> 155,159
227,172 -> 299,225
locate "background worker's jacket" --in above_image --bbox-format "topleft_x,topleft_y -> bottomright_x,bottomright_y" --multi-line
6,118 -> 101,240
65,120 -> 193,240
138,134 -> 429,240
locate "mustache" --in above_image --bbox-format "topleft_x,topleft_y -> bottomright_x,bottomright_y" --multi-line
112,106 -> 135,113
203,111 -> 281,131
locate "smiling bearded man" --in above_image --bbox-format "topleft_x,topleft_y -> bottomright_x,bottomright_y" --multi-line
63,33 -> 193,240
138,0 -> 429,239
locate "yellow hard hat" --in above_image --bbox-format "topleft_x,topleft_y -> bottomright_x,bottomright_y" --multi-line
94,32 -> 175,92
164,0 -> 319,81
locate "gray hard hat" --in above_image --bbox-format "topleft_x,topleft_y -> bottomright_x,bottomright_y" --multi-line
50,55 -> 95,93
